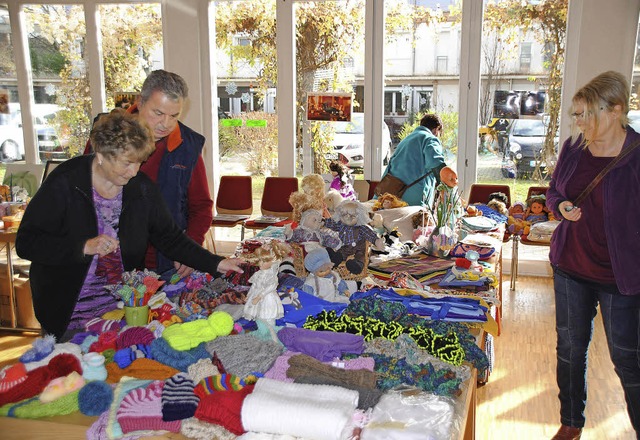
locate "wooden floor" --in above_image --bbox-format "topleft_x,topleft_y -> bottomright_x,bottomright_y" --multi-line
477,276 -> 635,440
0,275 -> 636,439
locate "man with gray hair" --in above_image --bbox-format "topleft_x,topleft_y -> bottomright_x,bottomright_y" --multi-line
86,70 -> 213,278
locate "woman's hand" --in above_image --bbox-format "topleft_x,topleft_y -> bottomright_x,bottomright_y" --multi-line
217,257 -> 245,274
84,234 -> 119,257
174,262 -> 194,278
559,201 -> 582,222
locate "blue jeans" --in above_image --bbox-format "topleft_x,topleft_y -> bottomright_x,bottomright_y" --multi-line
554,268 -> 640,434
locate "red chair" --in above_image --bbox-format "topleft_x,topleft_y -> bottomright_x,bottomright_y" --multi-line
207,176 -> 253,253
511,185 -> 550,289
243,177 -> 299,237
467,183 -> 512,208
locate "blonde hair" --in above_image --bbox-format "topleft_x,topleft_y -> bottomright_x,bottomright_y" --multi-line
242,240 -> 292,266
571,70 -> 630,146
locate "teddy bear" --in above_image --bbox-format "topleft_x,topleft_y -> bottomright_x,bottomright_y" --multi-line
301,247 -> 351,303
284,208 -> 342,252
324,200 -> 384,274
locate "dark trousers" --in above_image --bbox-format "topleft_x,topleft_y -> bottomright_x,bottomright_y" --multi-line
554,268 -> 640,435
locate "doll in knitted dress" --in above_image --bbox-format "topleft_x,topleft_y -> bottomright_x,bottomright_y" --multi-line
242,240 -> 292,325
284,209 -> 341,253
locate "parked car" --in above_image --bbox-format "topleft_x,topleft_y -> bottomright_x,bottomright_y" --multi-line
325,112 -> 392,169
0,104 -> 66,162
502,117 -> 558,178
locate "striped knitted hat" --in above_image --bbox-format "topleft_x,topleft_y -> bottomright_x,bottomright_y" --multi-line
116,380 -> 181,434
161,372 -> 199,421
0,363 -> 27,393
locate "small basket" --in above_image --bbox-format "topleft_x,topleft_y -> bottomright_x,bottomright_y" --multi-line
290,242 -> 369,281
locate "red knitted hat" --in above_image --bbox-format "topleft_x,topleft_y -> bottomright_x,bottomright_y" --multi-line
0,353 -> 81,406
89,330 -> 118,353
194,384 -> 254,435
0,363 -> 27,393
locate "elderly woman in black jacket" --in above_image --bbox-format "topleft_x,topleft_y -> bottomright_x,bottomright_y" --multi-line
16,111 -> 242,341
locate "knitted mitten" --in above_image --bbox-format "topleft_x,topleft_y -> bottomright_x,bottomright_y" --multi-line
0,363 -> 27,393
113,344 -> 153,369
82,352 -> 108,382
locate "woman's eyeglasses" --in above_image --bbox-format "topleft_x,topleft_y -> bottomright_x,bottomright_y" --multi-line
571,107 -> 605,120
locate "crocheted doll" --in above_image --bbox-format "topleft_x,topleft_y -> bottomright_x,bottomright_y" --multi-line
523,194 -> 549,235
324,200 -> 384,274
329,161 -> 357,201
372,193 -> 408,211
242,240 -> 292,325
289,174 -> 327,222
301,247 -> 351,303
284,209 -> 341,253
507,202 -> 527,235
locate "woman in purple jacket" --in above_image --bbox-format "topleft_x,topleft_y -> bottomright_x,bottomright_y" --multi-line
547,71 -> 640,440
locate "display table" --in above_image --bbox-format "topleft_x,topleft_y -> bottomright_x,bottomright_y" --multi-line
0,368 -> 478,440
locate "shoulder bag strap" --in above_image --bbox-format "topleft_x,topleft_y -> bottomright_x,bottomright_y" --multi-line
573,137 -> 640,206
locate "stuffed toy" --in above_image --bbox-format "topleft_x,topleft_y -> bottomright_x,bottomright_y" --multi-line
240,240 -> 292,325
324,200 -> 384,274
301,247 -> 351,303
372,193 -> 408,211
487,192 -> 509,216
369,212 -> 386,236
284,208 -> 342,252
289,173 -> 327,222
324,189 -> 345,216
328,161 -> 357,201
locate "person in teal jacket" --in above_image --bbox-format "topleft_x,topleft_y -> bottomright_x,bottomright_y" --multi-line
380,113 -> 447,206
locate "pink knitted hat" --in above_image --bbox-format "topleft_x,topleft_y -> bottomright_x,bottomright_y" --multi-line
116,327 -> 155,350
116,380 -> 181,434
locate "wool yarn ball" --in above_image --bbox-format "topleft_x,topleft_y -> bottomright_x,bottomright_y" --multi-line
208,311 -> 234,336
78,381 -> 113,416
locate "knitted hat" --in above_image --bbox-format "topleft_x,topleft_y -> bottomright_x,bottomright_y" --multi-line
187,359 -> 219,384
150,337 -> 211,372
180,417 -> 236,440
116,327 -> 155,350
304,247 -> 333,273
89,330 -> 118,353
0,388 -> 80,419
162,311 -> 234,351
106,358 -> 179,384
0,363 -> 27,393
0,353 -> 81,407
195,374 -> 247,395
40,371 -> 85,403
161,372 -> 199,421
78,380 -> 113,416
205,335 -> 284,379
23,342 -> 83,372
19,335 -> 56,363
116,380 -> 181,434
80,335 -> 100,354
68,331 -> 97,346
85,317 -> 122,334
194,385 -> 254,435
113,344 -> 153,369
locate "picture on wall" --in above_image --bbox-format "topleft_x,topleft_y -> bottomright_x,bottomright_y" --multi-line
113,92 -> 137,110
306,93 -> 352,122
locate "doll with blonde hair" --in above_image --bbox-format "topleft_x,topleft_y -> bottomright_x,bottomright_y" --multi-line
372,193 -> 408,211
241,240 -> 292,325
